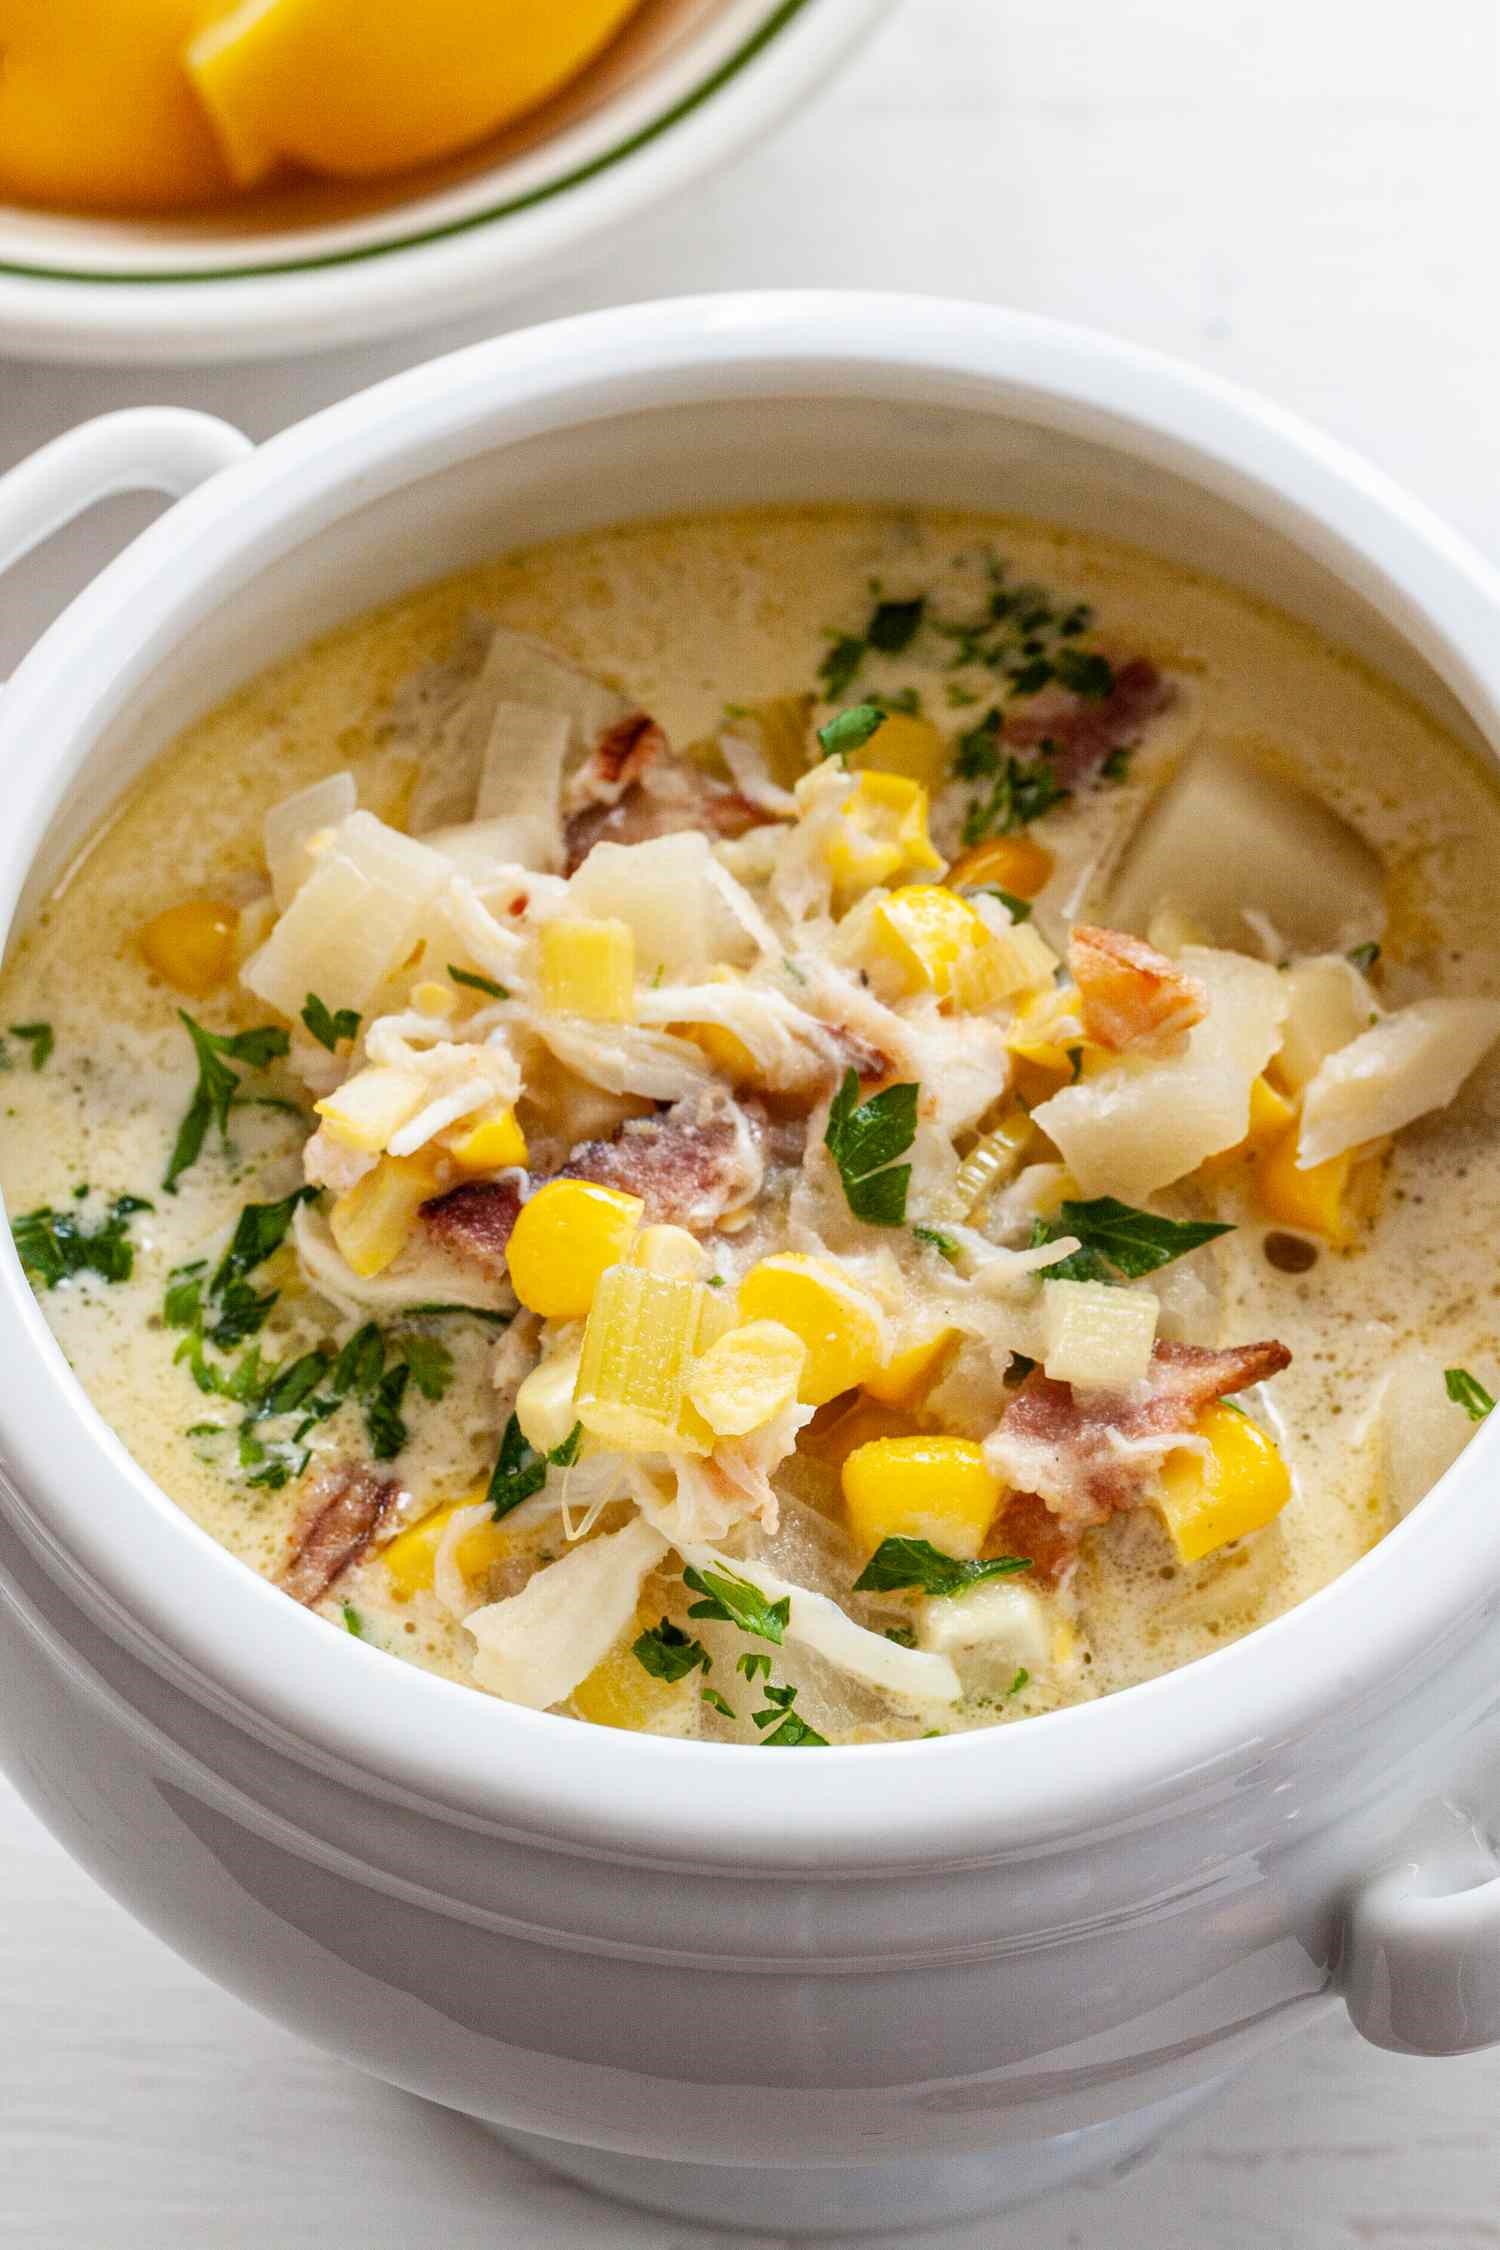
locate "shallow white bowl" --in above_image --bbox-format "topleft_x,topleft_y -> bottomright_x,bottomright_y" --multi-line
0,0 -> 886,365
1,294 -> 1499,2235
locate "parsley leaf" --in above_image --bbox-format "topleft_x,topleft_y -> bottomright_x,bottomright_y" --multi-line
818,634 -> 866,701
912,1223 -> 961,1264
751,1681 -> 828,1747
1007,1666 -> 1030,1696
13,1195 -> 153,1290
1347,942 -> 1382,974
700,1687 -> 737,1718
684,1563 -> 789,1644
300,993 -> 360,1051
1446,1367 -> 1495,1423
961,751 -> 1069,846
392,1331 -> 454,1403
817,703 -> 887,760
824,1069 -> 918,1227
366,1364 -> 411,1461
867,596 -> 925,654
485,1412 -> 580,1519
1032,1197 -> 1232,1282
447,965 -> 509,1000
164,1012 -> 292,1193
1052,648 -> 1115,700
9,1021 -> 53,1071
853,1537 -> 1032,1598
737,1650 -> 773,1682
633,1619 -> 712,1683
341,1603 -> 364,1637
204,1187 -> 316,1344
163,1260 -> 206,1329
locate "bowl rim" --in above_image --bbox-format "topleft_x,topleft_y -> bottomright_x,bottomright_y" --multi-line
0,0 -> 888,363
4,289 -> 1500,1871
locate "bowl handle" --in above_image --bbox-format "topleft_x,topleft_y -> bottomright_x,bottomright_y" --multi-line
0,408 -> 252,581
1344,1809 -> 1500,2053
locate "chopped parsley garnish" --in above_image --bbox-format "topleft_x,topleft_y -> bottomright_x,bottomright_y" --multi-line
164,1011 -> 293,1193
365,1363 -> 411,1462
964,884 -> 1033,922
1007,1666 -> 1030,1696
961,750 -> 1069,847
684,1563 -> 789,1644
1445,1367 -> 1495,1423
1347,942 -> 1382,974
13,1194 -> 152,1290
1099,746 -> 1133,785
300,993 -> 360,1051
737,1649 -> 773,1682
1031,1197 -> 1232,1284
341,1603 -> 364,1638
1052,647 -> 1115,700
700,1686 -> 737,1718
867,596 -> 925,654
912,1223 -> 961,1264
203,1187 -> 317,1346
853,1537 -> 1032,1598
817,702 -> 888,761
818,633 -> 866,701
633,1619 -> 712,1683
751,1678 -> 828,1746
485,1412 -> 580,1520
447,964 -> 509,1000
824,1069 -> 918,1227
8,1021 -> 53,1071
395,1331 -> 455,1403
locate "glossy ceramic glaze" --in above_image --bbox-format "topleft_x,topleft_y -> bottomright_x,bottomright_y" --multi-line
1,297 -> 1499,2232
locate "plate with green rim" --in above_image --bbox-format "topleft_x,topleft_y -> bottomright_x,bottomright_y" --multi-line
0,0 -> 892,365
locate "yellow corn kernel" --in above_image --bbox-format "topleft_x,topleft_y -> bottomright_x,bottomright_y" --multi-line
687,1319 -> 807,1438
1005,985 -> 1083,1069
447,1103 -> 528,1174
826,771 -> 944,908
947,834 -> 1055,899
1157,1402 -> 1291,1563
505,1179 -> 643,1321
330,1150 -> 443,1278
864,1324 -> 960,1408
412,979 -> 458,1018
631,1224 -> 710,1282
515,1349 -> 584,1456
575,1264 -> 711,1454
737,1253 -> 885,1406
674,1017 -> 759,1085
1200,1074 -> 1297,1177
1255,1124 -> 1354,1244
138,898 -> 240,997
540,917 -> 636,1022
951,1109 -> 1036,1217
382,1495 -> 511,1599
842,1435 -> 1002,1561
870,885 -> 989,998
571,1621 -> 688,1731
857,713 -> 947,790
951,921 -> 1060,1010
315,1065 -> 429,1155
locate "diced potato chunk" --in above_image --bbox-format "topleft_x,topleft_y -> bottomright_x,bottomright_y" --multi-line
515,1348 -> 584,1456
540,917 -> 636,1022
915,1579 -> 1051,1667
1107,742 -> 1385,955
1297,997 -> 1500,1168
315,1064 -> 430,1154
1034,947 -> 1288,1198
1273,956 -> 1373,1093
1156,1402 -> 1291,1562
263,771 -> 356,911
244,811 -> 449,1018
1041,1280 -> 1158,1389
567,832 -> 754,980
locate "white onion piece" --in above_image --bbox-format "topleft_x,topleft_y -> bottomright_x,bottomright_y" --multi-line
244,812 -> 449,1018
1298,997 -> 1500,1168
263,771 -> 357,911
566,832 -> 758,979
466,1517 -> 668,1709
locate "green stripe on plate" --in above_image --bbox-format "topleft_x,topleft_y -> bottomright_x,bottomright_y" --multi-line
0,0 -> 814,287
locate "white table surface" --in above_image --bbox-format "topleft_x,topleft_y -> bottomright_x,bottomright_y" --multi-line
4,3 -> 1500,2242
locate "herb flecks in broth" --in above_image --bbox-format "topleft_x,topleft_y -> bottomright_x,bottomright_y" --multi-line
5,506 -> 1500,1747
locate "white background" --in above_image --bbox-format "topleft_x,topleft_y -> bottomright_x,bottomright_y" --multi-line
3,3 -> 1500,2242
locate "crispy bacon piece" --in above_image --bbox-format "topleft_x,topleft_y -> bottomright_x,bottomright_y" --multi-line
1007,656 -> 1175,790
563,751 -> 779,873
420,1176 -> 524,1280
571,712 -> 666,809
419,1091 -> 765,1277
1069,923 -> 1207,1053
990,1489 -> 1082,1590
557,1088 -> 763,1229
988,1338 -> 1292,1533
278,1462 -> 405,1607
